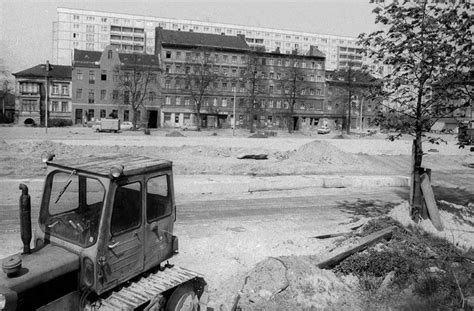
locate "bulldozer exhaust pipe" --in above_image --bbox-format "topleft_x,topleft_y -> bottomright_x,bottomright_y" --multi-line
19,184 -> 32,254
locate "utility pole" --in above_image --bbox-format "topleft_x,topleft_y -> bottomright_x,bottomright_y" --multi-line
233,84 -> 236,136
346,65 -> 352,135
44,61 -> 53,134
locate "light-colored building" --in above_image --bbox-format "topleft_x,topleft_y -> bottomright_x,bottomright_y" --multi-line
53,7 -> 364,71
13,64 -> 72,126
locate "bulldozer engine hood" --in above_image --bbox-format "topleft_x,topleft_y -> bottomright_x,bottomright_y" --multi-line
0,244 -> 79,294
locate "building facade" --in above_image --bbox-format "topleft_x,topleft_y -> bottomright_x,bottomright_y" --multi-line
13,64 -> 72,126
72,46 -> 161,127
156,28 -> 327,130
53,7 -> 364,71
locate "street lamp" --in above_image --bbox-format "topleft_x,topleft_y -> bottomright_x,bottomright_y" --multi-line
44,61 -> 53,134
233,85 -> 236,136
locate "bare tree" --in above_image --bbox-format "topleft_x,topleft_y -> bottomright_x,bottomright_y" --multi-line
182,49 -> 219,131
278,55 -> 309,133
240,51 -> 267,133
328,66 -> 380,133
114,53 -> 159,130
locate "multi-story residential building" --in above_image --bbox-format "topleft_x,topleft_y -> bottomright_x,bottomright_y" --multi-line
72,46 -> 161,127
325,69 -> 380,131
13,64 -> 72,126
155,28 -> 327,130
53,7 -> 363,71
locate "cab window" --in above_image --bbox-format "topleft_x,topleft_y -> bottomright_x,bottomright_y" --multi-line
111,182 -> 141,235
147,175 -> 171,222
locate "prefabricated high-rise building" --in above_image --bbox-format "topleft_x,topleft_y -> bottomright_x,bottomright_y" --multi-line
53,7 -> 365,71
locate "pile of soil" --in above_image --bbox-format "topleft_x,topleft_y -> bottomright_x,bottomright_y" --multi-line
236,256 -> 359,310
290,140 -> 367,165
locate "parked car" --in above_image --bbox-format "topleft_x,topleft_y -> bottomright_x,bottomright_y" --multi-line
121,121 -> 133,131
317,127 -> 331,134
181,122 -> 198,131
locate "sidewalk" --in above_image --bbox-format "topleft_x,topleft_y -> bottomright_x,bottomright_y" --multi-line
0,174 -> 409,205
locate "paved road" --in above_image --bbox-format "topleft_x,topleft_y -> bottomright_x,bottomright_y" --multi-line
1,187 -> 408,233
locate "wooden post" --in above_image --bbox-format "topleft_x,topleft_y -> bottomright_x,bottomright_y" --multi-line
420,173 -> 443,231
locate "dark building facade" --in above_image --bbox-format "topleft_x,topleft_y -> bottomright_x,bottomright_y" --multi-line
155,27 -> 327,130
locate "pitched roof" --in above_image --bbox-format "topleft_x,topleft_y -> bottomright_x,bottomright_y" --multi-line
119,53 -> 160,70
13,64 -> 72,79
73,49 -> 102,67
73,49 -> 160,70
158,28 -> 249,52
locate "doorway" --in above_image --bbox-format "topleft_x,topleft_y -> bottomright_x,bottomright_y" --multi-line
75,109 -> 83,125
148,110 -> 158,128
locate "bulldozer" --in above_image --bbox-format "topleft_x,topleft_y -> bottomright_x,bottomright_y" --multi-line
0,155 -> 208,310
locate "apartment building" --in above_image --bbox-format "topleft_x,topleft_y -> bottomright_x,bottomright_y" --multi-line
71,46 -> 161,127
53,7 -> 363,71
13,64 -> 72,126
156,28 -> 327,130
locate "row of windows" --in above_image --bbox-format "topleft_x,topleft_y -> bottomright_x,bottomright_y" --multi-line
50,101 -> 71,112
20,83 -> 39,94
163,51 -> 324,69
85,108 -> 137,122
163,96 -> 320,110
51,83 -> 70,96
21,100 -> 70,113
76,88 -> 157,103
76,69 -> 157,83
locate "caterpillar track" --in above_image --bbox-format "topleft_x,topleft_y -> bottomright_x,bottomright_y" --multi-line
87,266 -> 208,310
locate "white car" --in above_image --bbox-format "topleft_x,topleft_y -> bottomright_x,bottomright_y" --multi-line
120,121 -> 134,131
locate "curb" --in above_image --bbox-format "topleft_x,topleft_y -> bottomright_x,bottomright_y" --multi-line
0,175 -> 410,197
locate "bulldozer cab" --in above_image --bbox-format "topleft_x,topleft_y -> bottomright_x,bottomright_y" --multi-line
37,155 -> 178,294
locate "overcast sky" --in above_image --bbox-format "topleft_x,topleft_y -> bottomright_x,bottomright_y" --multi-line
1,0 -> 377,73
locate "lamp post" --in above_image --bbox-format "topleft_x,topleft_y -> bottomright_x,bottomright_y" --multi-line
233,85 -> 236,136
44,61 -> 52,134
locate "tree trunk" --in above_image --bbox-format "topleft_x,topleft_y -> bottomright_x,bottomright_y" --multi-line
411,87 -> 425,221
196,111 -> 202,131
132,107 -> 138,131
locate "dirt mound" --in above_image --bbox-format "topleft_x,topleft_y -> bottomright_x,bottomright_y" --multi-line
236,256 -> 359,310
165,131 -> 185,137
290,140 -> 361,165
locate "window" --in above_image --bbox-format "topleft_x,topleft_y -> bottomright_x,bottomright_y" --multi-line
176,51 -> 181,59
176,96 -> 181,105
112,90 -> 118,100
61,85 -> 69,96
165,51 -> 171,59
51,101 -> 59,112
88,109 -> 95,119
184,98 -> 190,105
124,91 -> 130,104
111,182 -> 141,235
88,90 -> 94,103
269,85 -> 274,93
73,15 -> 80,20
124,110 -> 129,121
165,96 -> 171,105
149,91 -> 156,101
52,84 -> 60,95
22,99 -> 36,111
61,101 -> 69,112
232,56 -> 237,63
165,80 -> 170,89
77,69 -> 83,80
100,90 -> 106,100
76,88 -> 83,99
268,100 -> 274,108
101,70 -> 107,80
222,98 -> 227,107
89,71 -> 95,84
100,109 -> 106,118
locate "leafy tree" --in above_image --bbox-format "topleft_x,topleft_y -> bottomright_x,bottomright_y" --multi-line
114,54 -> 160,130
240,51 -> 267,133
278,55 -> 310,133
182,49 -> 219,131
359,0 -> 472,218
